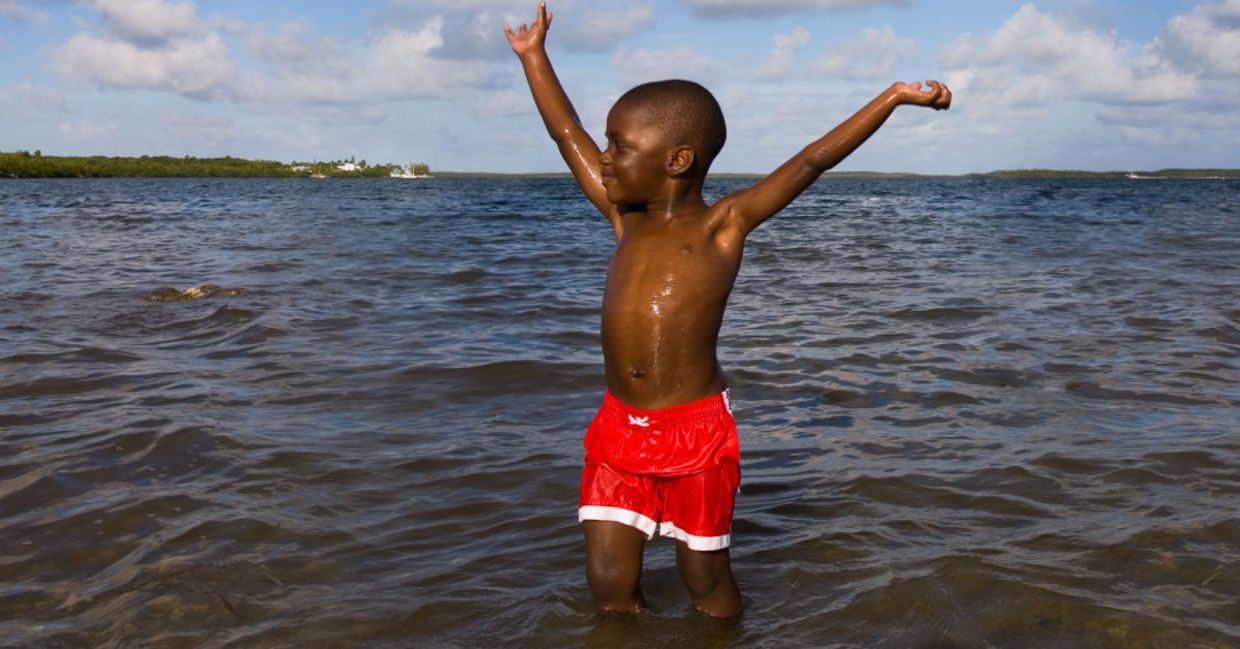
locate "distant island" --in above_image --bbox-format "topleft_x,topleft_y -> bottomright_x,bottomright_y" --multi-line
2,150 -> 1235,179
0,150 -> 430,179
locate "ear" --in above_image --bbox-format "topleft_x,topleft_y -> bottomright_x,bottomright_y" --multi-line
666,145 -> 696,178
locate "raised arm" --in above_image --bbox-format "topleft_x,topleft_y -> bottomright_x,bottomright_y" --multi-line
505,3 -> 614,224
721,81 -> 951,236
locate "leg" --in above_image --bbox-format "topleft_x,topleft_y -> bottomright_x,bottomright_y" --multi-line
675,542 -> 742,617
583,520 -> 647,614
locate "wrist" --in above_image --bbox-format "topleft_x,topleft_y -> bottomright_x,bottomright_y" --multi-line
519,48 -> 550,64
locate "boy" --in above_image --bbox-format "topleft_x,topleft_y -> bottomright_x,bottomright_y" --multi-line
505,2 -> 950,618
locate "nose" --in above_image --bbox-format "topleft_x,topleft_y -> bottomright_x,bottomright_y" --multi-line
599,146 -> 612,165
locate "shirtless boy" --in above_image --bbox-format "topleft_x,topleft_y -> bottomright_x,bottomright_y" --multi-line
505,2 -> 950,618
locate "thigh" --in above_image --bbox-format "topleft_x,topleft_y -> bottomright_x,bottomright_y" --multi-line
660,462 -> 740,551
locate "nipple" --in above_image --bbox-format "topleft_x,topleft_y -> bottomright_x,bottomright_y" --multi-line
681,245 -> 693,255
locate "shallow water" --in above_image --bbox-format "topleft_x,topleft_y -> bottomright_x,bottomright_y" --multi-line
1,176 -> 1238,648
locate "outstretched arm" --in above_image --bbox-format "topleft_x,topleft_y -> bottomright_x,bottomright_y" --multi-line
505,3 -> 614,226
721,81 -> 951,236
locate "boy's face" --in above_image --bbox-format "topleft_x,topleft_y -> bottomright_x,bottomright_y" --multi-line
601,101 -> 673,206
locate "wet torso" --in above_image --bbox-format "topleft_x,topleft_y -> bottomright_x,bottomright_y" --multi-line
601,210 -> 742,410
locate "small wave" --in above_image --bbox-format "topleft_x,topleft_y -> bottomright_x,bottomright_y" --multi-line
396,360 -> 598,401
887,306 -> 993,321
0,347 -> 145,366
1064,380 -> 1216,405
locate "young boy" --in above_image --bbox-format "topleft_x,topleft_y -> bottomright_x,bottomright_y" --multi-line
505,2 -> 950,618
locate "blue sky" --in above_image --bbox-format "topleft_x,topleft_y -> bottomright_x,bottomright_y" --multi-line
1,0 -> 1236,174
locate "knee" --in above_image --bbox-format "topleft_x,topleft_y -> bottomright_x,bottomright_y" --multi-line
680,563 -> 725,599
585,557 -> 641,609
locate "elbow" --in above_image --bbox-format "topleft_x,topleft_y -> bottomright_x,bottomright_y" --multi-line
803,157 -> 832,178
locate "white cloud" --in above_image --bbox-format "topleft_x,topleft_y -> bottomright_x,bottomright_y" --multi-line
484,89 -> 535,116
52,31 -> 240,100
687,0 -> 908,15
361,18 -> 493,100
938,3 -> 1198,105
238,22 -> 348,71
1155,0 -> 1240,77
48,2 -> 499,106
1,0 -> 19,19
89,0 -> 199,45
815,24 -> 917,79
556,3 -> 655,52
377,0 -> 654,57
1097,103 -> 1240,131
760,26 -> 810,80
613,46 -> 716,87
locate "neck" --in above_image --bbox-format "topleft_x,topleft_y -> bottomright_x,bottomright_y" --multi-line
627,177 -> 707,220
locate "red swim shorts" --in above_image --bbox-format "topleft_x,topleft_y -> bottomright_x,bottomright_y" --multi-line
578,391 -> 740,551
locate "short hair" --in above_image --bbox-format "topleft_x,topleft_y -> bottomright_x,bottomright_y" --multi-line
613,79 -> 727,172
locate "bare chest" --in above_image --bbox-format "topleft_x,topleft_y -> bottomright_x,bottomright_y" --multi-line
603,226 -> 739,314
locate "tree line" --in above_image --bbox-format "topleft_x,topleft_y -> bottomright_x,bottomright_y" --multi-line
0,151 -> 430,178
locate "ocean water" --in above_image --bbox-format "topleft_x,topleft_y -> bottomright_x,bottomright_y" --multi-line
1,176 -> 1237,648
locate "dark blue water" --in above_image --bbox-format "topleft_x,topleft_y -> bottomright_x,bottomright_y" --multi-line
1,176 -> 1238,648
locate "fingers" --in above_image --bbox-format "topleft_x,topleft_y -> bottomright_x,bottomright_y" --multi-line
925,80 -> 952,110
505,2 -> 549,40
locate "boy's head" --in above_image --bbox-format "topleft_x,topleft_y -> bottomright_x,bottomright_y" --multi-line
610,79 -> 726,176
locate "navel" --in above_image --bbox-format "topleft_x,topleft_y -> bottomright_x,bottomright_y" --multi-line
629,367 -> 645,378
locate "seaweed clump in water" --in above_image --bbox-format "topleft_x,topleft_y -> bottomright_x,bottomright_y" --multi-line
142,285 -> 246,302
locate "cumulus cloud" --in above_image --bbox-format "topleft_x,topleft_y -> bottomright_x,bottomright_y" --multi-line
378,0 -> 654,57
938,3 -> 1198,105
760,26 -> 810,80
48,0 -> 499,105
361,17 -> 493,100
52,31 -> 239,100
89,0 -> 199,45
687,0 -> 908,15
815,24 -> 918,79
1154,0 -> 1240,77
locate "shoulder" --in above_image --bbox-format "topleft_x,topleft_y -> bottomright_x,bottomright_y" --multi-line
704,194 -> 746,252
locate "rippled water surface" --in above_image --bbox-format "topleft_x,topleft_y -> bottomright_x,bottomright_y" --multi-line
2,176 -> 1238,648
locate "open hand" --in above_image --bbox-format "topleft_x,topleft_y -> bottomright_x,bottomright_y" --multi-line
892,80 -> 952,110
504,2 -> 552,56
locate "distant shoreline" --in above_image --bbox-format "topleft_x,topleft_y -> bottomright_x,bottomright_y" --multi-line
1,151 -> 1235,179
438,169 -> 1240,180
0,151 -> 429,179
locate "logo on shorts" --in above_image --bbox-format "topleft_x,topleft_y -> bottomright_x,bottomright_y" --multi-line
627,415 -> 650,427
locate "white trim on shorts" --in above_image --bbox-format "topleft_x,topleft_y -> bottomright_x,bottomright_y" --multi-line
579,506 -> 731,551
